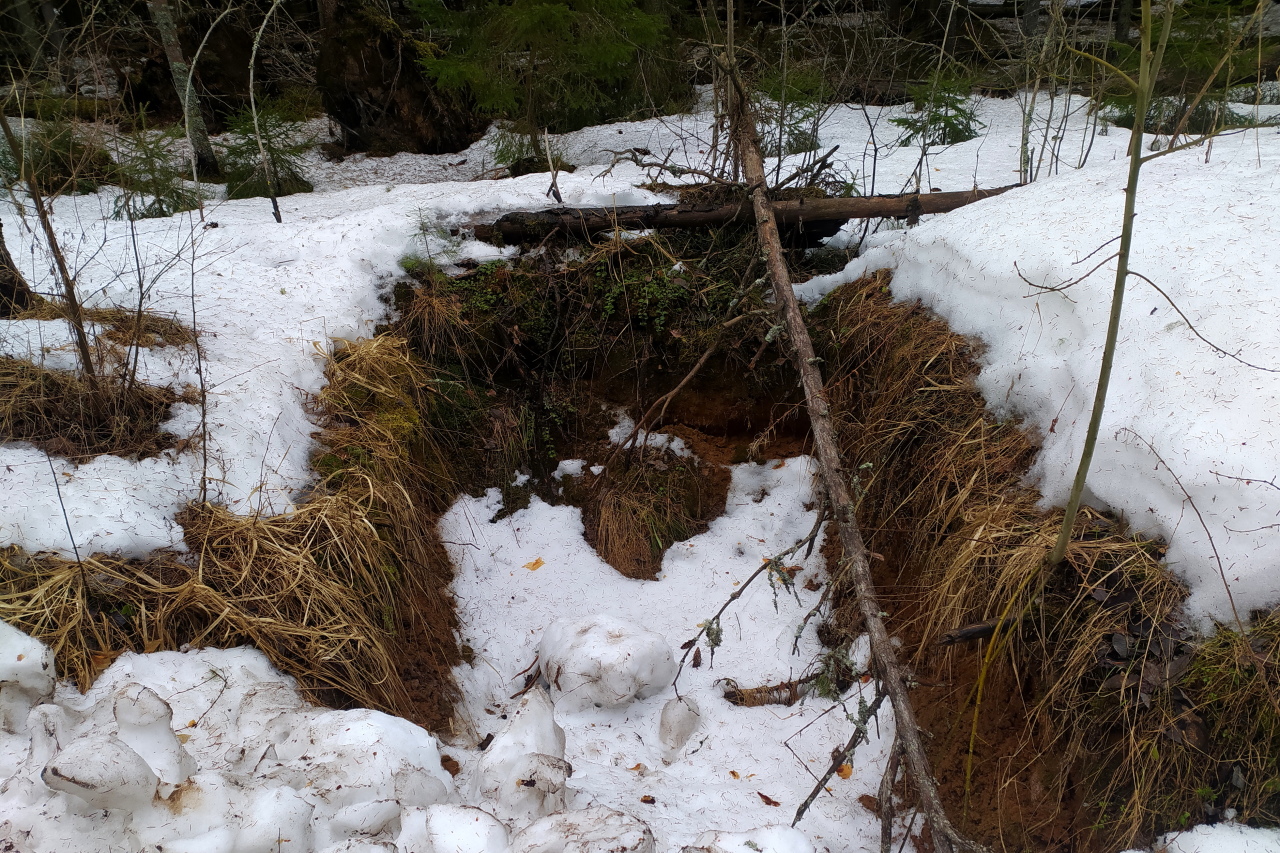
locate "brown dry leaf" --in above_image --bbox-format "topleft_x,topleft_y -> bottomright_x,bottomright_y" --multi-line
691,647 -> 703,668
176,733 -> 192,744
88,649 -> 123,682
729,771 -> 741,780
836,763 -> 853,780
757,792 -> 781,807
629,763 -> 644,772
640,795 -> 657,805
523,558 -> 545,571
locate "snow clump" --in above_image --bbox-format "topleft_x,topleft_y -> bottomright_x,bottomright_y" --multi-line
537,615 -> 676,711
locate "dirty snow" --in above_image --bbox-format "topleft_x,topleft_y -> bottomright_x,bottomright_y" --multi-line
1,86 -> 1279,853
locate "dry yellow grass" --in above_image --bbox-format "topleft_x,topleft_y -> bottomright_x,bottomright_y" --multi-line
810,270 -> 1232,851
0,335 -> 460,722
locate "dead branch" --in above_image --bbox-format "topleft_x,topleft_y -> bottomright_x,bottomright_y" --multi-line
723,60 -> 984,853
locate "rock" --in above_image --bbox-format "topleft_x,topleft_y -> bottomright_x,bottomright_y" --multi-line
509,807 -> 655,853
537,616 -> 675,711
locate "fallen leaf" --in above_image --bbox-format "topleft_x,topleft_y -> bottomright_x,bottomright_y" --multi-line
523,558 -> 545,571
692,647 -> 703,668
757,792 -> 781,807
836,763 -> 853,780
730,771 -> 740,780
640,795 -> 657,805
176,733 -> 192,744
629,763 -> 644,772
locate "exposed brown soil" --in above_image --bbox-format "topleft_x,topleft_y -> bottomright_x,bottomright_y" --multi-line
395,528 -> 463,732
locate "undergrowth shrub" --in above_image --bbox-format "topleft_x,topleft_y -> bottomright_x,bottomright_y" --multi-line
891,72 -> 984,147
0,120 -> 117,196
110,123 -> 205,221
1102,94 -> 1276,136
220,108 -> 313,200
0,357 -> 181,459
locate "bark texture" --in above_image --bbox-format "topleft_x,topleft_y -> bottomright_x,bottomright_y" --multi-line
147,0 -> 221,178
471,186 -> 1016,243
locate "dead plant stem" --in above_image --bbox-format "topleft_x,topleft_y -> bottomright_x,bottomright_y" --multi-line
0,109 -> 99,393
722,58 -> 980,853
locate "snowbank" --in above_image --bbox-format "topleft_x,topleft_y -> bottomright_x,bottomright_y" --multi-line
0,166 -> 666,558
441,454 -> 891,853
0,644 -> 459,852
801,127 -> 1280,625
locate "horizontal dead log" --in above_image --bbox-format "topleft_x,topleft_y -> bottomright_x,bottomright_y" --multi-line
469,185 -> 1020,243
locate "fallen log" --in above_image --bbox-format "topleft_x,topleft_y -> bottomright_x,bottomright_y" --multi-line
470,185 -> 1018,243
723,64 -> 984,853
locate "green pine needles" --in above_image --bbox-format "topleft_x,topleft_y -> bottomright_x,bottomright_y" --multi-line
414,0 -> 679,143
891,73 -> 985,148
110,124 -> 205,221
219,108 -> 313,201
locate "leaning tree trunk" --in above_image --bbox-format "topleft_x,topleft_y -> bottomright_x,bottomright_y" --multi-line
0,221 -> 38,318
147,0 -> 221,179
724,61 -> 983,853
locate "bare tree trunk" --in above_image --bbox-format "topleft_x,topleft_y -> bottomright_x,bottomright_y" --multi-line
0,112 -> 98,390
1113,0 -> 1135,44
147,0 -> 221,179
0,221 -> 38,317
12,0 -> 45,68
724,62 -> 982,853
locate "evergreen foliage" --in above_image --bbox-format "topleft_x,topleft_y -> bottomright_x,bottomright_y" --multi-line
1102,93 -> 1275,135
219,108 -> 314,201
757,67 -> 826,157
110,122 -> 205,221
412,0 -> 684,140
1097,0 -> 1279,138
0,120 -> 117,196
890,72 -> 984,147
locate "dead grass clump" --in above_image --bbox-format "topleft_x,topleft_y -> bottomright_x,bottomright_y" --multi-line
807,270 -> 1223,851
0,335 -> 461,727
0,357 -> 181,459
0,496 -> 408,714
309,335 -> 464,723
575,448 -> 728,579
11,303 -> 197,349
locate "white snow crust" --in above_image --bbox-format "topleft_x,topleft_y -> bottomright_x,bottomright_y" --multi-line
803,127 -> 1280,625
1,89 -> 1279,853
